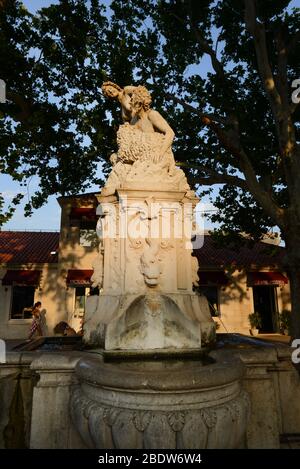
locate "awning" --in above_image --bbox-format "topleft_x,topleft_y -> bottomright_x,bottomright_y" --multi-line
2,270 -> 41,286
66,269 -> 93,286
198,271 -> 229,286
69,207 -> 97,220
247,271 -> 288,286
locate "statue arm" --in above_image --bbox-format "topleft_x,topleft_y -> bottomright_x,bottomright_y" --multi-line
148,110 -> 175,160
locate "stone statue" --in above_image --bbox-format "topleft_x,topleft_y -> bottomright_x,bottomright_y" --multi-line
84,79 -> 215,352
101,81 -> 189,195
102,81 -> 174,164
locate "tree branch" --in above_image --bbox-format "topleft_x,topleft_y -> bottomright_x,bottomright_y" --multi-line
165,92 -> 227,124
244,0 -> 299,207
275,27 -> 289,110
176,161 -> 249,190
244,0 -> 282,122
170,7 -> 230,87
169,0 -> 287,228
287,30 -> 300,55
201,116 -> 286,227
6,91 -> 33,122
290,101 -> 299,115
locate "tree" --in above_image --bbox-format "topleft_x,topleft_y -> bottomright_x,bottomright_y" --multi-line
0,0 -> 131,221
107,0 -> 300,336
1,0 -> 300,336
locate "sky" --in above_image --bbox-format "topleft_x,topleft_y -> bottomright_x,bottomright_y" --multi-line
2,0 -> 297,234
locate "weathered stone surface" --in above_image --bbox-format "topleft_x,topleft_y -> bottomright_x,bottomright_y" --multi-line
29,352 -> 86,449
0,352 -> 37,449
70,350 -> 249,449
1,338 -> 298,448
83,82 -> 215,350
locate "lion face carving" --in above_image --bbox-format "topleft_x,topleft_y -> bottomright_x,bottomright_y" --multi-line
140,239 -> 161,287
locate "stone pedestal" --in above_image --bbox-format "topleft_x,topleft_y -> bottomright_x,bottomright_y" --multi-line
84,185 -> 215,350
29,353 -> 86,449
70,350 -> 249,449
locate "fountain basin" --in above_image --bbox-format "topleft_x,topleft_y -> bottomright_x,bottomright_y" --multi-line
70,349 -> 249,449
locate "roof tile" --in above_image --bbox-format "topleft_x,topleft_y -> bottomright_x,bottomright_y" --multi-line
195,235 -> 285,268
0,232 -> 59,265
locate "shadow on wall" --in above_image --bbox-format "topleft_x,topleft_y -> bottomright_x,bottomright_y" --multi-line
37,194 -> 99,337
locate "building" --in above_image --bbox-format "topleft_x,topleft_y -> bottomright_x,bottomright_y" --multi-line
0,231 -> 59,339
0,193 -> 291,339
194,234 -> 290,334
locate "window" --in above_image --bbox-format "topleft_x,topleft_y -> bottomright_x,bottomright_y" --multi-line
74,286 -> 86,317
10,286 -> 35,319
79,228 -> 98,247
198,286 -> 220,317
252,286 -> 279,333
73,286 -> 99,318
79,219 -> 97,230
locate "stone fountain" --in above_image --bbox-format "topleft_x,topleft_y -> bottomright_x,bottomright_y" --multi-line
70,82 -> 250,449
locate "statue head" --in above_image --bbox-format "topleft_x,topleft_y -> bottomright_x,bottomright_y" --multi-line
102,81 -> 152,121
101,81 -> 122,99
129,85 -> 152,117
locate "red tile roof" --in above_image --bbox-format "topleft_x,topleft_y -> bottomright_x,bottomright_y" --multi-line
195,235 -> 285,268
0,231 -> 59,265
0,231 -> 285,268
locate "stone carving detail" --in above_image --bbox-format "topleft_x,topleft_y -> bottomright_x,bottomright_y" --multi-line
70,386 -> 249,449
101,81 -> 189,195
133,411 -> 152,432
200,409 -> 217,429
144,293 -> 163,317
103,408 -> 120,427
191,255 -> 200,288
167,411 -> 186,432
140,238 -> 161,287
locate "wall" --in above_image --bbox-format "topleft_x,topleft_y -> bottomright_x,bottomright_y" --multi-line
213,268 -> 291,335
0,352 -> 37,448
52,196 -> 98,331
0,265 -> 59,340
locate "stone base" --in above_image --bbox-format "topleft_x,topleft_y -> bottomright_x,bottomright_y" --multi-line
2,336 -> 300,448
70,350 -> 249,449
84,292 -> 215,350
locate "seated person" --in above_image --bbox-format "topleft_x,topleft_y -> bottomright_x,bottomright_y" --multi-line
53,321 -> 78,336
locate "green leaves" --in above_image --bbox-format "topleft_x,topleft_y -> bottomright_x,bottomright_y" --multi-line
0,0 -> 112,224
0,0 -> 299,243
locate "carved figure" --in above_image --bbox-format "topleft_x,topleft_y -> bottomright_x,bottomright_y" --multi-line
140,238 -> 161,287
101,82 -> 191,195
102,81 -> 176,167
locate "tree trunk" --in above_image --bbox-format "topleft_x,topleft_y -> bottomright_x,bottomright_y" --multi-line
286,267 -> 300,340
284,238 -> 300,339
